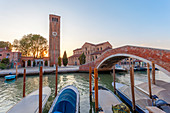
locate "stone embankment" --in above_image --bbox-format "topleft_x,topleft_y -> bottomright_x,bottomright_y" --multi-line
0,66 -> 79,76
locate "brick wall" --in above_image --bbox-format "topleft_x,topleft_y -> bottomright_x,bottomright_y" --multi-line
79,45 -> 170,76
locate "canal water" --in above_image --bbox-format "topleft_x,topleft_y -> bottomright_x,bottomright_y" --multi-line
0,71 -> 169,113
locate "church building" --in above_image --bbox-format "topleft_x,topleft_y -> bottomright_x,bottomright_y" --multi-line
68,41 -> 112,65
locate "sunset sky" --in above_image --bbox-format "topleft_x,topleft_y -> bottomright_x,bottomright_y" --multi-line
0,0 -> 170,56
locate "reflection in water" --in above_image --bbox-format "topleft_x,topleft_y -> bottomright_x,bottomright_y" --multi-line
0,71 -> 169,113
4,79 -> 16,84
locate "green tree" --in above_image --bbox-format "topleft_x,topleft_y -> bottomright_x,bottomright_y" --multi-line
0,63 -> 6,69
79,53 -> 86,65
45,60 -> 48,66
62,51 -> 68,66
0,41 -> 12,50
28,60 -> 31,66
58,57 -> 62,66
1,58 -> 10,65
13,34 -> 48,58
33,61 -> 35,66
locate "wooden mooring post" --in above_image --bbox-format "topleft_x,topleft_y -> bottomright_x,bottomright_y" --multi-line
113,66 -> 116,94
23,69 -> 26,98
39,66 -> 43,113
94,68 -> 98,113
130,65 -> 136,112
152,62 -> 155,84
55,65 -> 58,97
89,66 -> 92,102
147,63 -> 152,99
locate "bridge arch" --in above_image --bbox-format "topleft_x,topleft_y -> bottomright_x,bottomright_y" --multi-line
79,45 -> 170,76
96,53 -> 169,76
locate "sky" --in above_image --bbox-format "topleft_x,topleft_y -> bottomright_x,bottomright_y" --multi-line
0,0 -> 170,57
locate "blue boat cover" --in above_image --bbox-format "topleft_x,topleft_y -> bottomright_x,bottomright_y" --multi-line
52,89 -> 77,113
5,75 -> 16,80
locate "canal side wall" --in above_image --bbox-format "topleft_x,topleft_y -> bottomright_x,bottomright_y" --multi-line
0,66 -> 79,76
79,61 -> 95,72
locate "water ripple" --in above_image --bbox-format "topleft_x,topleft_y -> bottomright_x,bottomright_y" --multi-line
0,71 -> 169,113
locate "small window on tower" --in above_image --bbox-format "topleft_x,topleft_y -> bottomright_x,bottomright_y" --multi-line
52,18 -> 58,22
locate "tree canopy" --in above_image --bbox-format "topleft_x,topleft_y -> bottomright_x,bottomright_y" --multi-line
79,53 -> 86,65
1,58 -> 10,65
62,51 -> 68,66
0,41 -> 12,50
13,34 -> 48,58
58,57 -> 62,66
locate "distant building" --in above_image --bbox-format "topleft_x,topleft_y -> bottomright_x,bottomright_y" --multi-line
21,57 -> 49,68
68,41 -> 112,65
0,47 -> 21,67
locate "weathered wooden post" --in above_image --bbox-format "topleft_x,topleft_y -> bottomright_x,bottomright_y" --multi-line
113,66 -> 116,94
94,68 -> 98,113
152,62 -> 155,84
130,65 -> 135,112
147,63 -> 152,99
55,65 -> 58,97
89,66 -> 92,102
16,65 -> 18,80
39,66 -> 43,113
23,69 -> 26,98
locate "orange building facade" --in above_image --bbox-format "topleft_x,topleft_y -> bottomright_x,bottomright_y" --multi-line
0,47 -> 22,67
68,41 -> 112,65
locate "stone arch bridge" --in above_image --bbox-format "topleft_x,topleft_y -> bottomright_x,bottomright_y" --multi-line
79,45 -> 170,76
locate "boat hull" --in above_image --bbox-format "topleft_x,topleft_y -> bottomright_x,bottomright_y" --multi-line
92,86 -> 123,113
5,75 -> 16,80
7,87 -> 51,113
48,85 -> 80,113
116,88 -> 145,113
112,82 -> 147,113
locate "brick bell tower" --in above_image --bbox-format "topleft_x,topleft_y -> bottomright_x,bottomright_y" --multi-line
49,14 -> 60,66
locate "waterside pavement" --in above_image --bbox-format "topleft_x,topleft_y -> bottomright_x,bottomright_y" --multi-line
0,66 -> 79,76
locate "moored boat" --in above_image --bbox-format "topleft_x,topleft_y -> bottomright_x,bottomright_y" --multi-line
112,82 -> 153,113
48,85 -> 80,113
7,86 -> 51,113
134,66 -> 147,71
92,85 -> 130,113
135,81 -> 170,112
112,82 -> 169,113
135,81 -> 170,104
5,75 -> 16,80
115,64 -> 127,72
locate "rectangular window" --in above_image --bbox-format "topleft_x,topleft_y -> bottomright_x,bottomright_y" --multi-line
52,17 -> 58,22
101,47 -> 102,50
0,54 -> 2,56
7,53 -> 10,56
